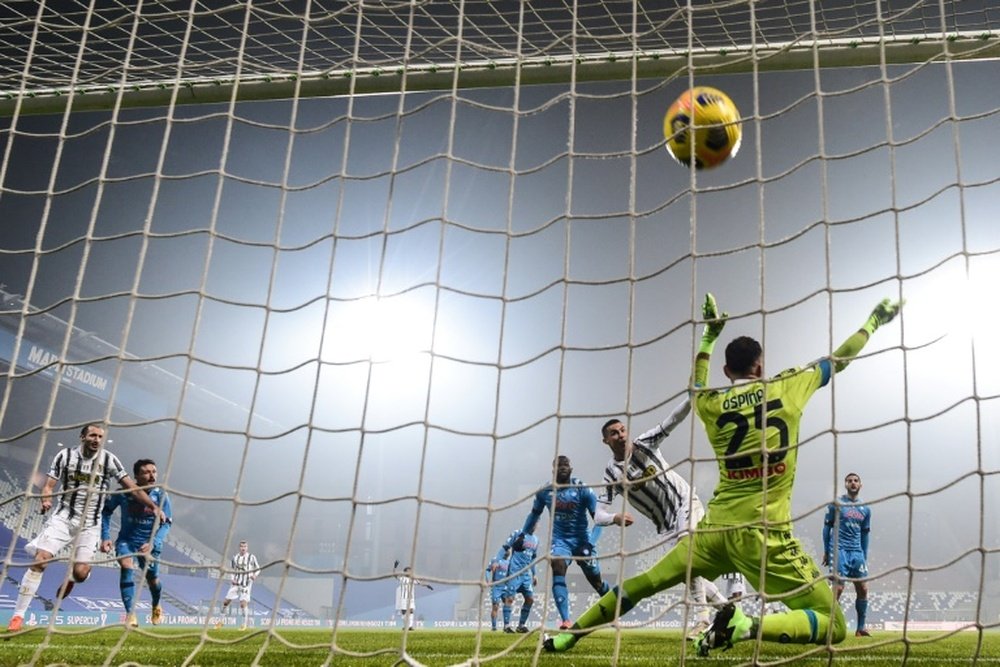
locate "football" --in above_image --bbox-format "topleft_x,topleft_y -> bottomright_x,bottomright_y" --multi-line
662,86 -> 742,169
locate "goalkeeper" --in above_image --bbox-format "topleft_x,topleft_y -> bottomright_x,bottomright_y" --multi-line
544,293 -> 903,657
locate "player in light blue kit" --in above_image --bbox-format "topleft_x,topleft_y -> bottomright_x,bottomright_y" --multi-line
503,529 -> 539,633
823,472 -> 872,637
101,459 -> 172,628
519,455 -> 610,630
486,550 -> 512,631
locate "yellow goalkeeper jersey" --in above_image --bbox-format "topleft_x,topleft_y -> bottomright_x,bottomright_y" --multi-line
694,364 -> 826,529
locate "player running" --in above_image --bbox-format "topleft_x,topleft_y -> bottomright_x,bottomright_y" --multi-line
7,424 -> 166,633
518,455 -> 611,630
486,549 -> 512,631
543,293 -> 902,657
823,472 -> 873,637
502,529 -> 539,633
101,458 -> 172,627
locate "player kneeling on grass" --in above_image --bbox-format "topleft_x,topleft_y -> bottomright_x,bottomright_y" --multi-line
544,293 -> 902,658
101,458 -> 172,628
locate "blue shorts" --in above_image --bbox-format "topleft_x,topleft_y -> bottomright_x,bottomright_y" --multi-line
115,539 -> 161,578
832,549 -> 868,581
508,572 -> 534,598
490,581 -> 509,603
551,538 -> 601,576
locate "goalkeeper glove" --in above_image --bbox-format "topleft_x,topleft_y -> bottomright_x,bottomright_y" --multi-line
862,298 -> 904,336
700,293 -> 728,352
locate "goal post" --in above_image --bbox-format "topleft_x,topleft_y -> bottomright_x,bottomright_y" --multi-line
1,1 -> 999,665
2,33 -> 998,117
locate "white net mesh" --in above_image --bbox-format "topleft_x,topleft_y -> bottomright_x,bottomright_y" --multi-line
1,1 -> 999,665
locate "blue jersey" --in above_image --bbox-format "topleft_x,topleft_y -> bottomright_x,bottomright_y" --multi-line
522,477 -> 599,543
503,531 -> 539,578
823,494 -> 870,557
488,554 -> 510,583
101,487 -> 172,552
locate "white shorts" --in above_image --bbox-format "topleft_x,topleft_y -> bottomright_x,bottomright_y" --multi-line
26,514 -> 100,564
225,584 -> 252,602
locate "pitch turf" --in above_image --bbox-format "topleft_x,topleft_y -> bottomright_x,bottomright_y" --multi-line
2,627 -> 1000,666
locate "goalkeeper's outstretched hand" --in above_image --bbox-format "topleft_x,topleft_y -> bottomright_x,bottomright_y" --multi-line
863,298 -> 904,335
702,293 -> 728,342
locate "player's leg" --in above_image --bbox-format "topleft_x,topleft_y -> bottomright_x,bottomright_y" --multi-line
548,541 -> 572,627
9,517 -> 72,630
143,552 -> 164,625
238,588 -> 250,630
853,567 -> 870,636
501,592 -> 514,632
574,538 -> 610,597
516,578 -> 534,631
546,532 -> 719,653
216,589 -> 235,628
490,597 -> 500,631
712,530 -> 846,650
116,541 -> 139,623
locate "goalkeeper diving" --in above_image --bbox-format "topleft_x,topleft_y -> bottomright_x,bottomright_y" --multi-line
544,293 -> 903,657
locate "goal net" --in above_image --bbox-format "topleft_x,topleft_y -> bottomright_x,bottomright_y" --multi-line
1,1 -> 998,664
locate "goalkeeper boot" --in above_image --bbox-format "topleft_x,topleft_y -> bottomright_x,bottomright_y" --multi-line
694,603 -> 754,657
151,605 -> 163,625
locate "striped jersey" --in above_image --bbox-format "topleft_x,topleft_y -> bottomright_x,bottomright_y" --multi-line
598,399 -> 695,535
230,551 -> 260,586
47,446 -> 129,527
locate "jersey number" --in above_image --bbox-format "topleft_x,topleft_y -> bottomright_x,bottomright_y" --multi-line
717,399 -> 790,470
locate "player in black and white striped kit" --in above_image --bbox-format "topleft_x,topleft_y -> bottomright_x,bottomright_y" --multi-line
7,423 -> 166,632
216,540 -> 260,630
594,398 -> 727,639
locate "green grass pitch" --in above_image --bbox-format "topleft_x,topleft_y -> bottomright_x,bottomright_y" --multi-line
3,627 -> 1000,666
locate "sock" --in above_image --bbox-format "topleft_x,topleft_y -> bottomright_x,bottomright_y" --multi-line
502,603 -> 511,626
119,568 -> 135,613
552,576 -> 569,622
242,606 -> 250,625
519,601 -> 532,626
598,580 -> 610,595
491,610 -> 497,630
13,569 -> 43,617
855,598 -> 868,630
147,575 -> 162,607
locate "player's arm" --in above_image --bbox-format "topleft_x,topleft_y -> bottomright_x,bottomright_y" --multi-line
822,504 -> 834,566
860,509 -> 871,560
658,396 -> 691,436
693,293 -> 727,389
827,298 -> 904,375
118,475 -> 168,523
593,491 -> 633,528
100,493 -> 120,552
38,475 -> 58,514
520,490 -> 546,535
152,493 -> 172,553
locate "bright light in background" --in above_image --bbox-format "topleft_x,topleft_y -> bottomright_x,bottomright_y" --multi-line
325,295 -> 434,363
909,255 -> 1000,345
